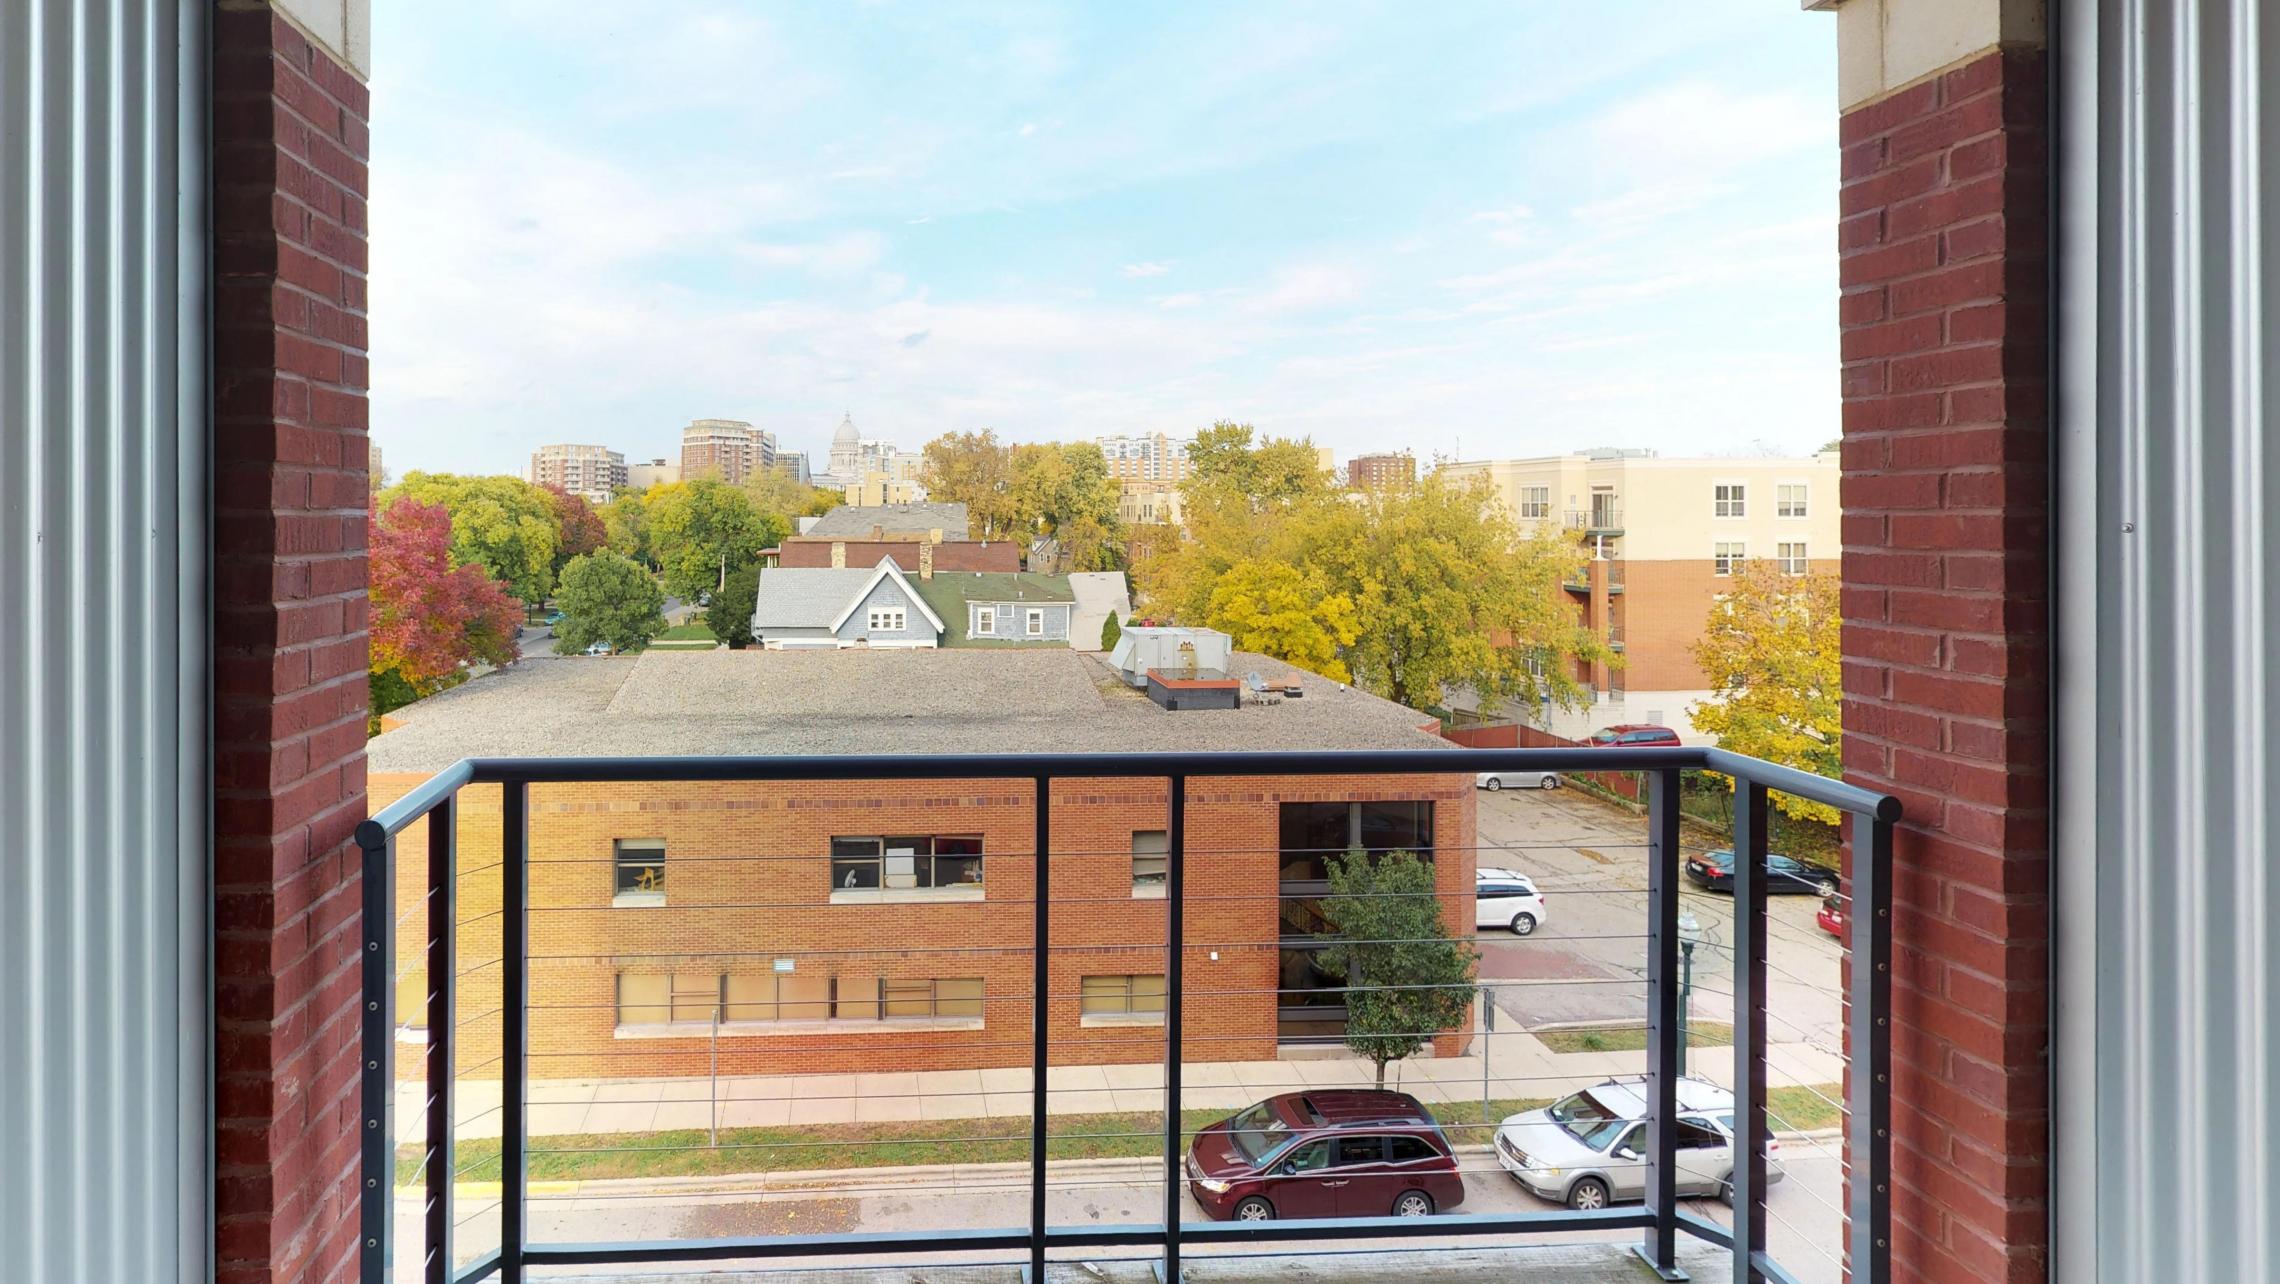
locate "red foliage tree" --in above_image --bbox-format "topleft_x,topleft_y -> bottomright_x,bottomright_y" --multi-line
370,496 -> 523,710
544,482 -> 608,580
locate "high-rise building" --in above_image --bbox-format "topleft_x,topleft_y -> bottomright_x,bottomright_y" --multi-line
528,443 -> 628,504
1097,432 -> 1193,485
679,419 -> 775,485
627,458 -> 680,490
369,442 -> 385,494
1346,451 -> 1416,491
776,452 -> 811,486
815,414 -> 910,489
1434,448 -> 1841,741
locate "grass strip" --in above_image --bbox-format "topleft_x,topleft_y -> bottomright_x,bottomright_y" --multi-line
1536,1022 -> 1737,1055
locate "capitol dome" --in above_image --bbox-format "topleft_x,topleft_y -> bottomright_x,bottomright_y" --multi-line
833,413 -> 859,448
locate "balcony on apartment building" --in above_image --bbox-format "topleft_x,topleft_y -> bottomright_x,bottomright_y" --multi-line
360,745 -> 1895,1284
1563,507 -> 1625,538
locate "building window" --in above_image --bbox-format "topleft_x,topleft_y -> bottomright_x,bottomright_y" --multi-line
1778,542 -> 1809,575
830,835 -> 985,892
1081,974 -> 1167,1020
1132,830 -> 1169,896
1714,483 -> 1747,518
1519,486 -> 1550,519
1778,483 -> 1808,517
1026,608 -> 1044,636
867,607 -> 906,632
613,838 -> 666,906
615,972 -> 721,1027
882,977 -> 987,1019
1714,542 -> 1746,575
976,606 -> 995,634
1276,801 -> 1435,885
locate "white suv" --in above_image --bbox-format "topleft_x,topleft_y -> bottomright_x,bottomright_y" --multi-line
1476,868 -> 1548,936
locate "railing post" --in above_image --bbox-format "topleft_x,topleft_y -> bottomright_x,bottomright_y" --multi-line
426,794 -> 458,1284
1161,776 -> 1187,1284
1730,779 -> 1770,1284
355,822 -> 395,1284
1030,776 -> 1051,1284
1634,769 -> 1688,1281
1848,811 -> 1894,1284
502,781 -> 529,1283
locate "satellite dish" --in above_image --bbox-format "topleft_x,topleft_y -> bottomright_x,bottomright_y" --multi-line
1246,671 -> 1268,692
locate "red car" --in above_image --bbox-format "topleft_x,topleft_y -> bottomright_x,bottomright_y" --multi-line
1582,724 -> 1682,748
1817,894 -> 1845,938
1185,1090 -> 1467,1221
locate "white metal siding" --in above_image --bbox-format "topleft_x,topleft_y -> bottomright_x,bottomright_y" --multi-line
2057,1 -> 2277,1279
0,3 -> 207,1282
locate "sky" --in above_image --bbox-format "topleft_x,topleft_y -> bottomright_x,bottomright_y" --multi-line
369,2 -> 1840,479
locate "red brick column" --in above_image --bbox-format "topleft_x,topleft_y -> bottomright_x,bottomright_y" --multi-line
1836,49 -> 2050,1284
211,8 -> 373,1281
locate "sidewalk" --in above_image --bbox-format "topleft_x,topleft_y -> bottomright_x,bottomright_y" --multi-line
397,1028 -> 1845,1140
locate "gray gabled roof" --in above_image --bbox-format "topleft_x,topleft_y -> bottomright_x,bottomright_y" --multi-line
805,502 -> 970,539
749,567 -> 879,629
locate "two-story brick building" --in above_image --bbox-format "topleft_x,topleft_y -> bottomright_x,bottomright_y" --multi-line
369,649 -> 1476,1083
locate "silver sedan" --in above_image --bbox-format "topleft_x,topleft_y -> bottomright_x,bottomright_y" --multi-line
1476,770 -> 1560,792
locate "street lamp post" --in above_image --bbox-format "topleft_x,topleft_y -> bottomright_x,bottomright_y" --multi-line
1676,910 -> 1703,1076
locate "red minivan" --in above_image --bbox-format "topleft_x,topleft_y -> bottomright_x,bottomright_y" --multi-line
1583,724 -> 1682,747
1185,1090 -> 1466,1221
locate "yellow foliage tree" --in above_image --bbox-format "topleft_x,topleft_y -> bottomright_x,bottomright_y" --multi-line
1689,561 -> 1844,823
1205,559 -> 1359,682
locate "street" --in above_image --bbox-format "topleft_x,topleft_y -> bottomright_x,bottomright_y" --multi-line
407,1150 -> 1846,1283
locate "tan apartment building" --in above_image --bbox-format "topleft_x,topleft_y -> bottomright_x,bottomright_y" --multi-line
845,471 -> 925,506
1116,481 -> 1184,529
370,648 -> 1474,1082
1099,432 -> 1194,485
627,457 -> 680,489
1347,451 -> 1416,491
680,418 -> 776,484
528,442 -> 628,504
1437,448 -> 1840,740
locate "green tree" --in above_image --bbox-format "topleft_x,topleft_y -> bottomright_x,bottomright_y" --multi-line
706,563 -> 761,649
382,472 -> 560,604
1100,611 -> 1123,651
1690,561 -> 1843,823
920,430 -> 1016,538
604,486 -> 656,568
551,550 -> 667,655
1006,441 -> 1125,570
646,479 -> 785,604
1316,849 -> 1478,1087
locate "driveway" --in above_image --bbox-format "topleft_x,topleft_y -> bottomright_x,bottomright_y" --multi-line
1472,785 -> 1849,1053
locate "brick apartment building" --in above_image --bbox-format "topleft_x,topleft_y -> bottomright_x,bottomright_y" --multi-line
369,649 -> 1475,1082
1347,451 -> 1417,491
527,442 -> 627,504
1439,449 -> 1841,739
680,417 -> 776,484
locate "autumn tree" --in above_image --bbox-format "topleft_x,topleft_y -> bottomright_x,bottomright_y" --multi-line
552,550 -> 667,655
603,486 -> 656,568
382,471 -> 560,604
1009,441 -> 1124,570
645,479 -> 785,604
920,430 -> 1017,538
1204,559 -> 1358,682
1690,561 -> 1843,823
541,483 -> 608,582
368,497 -> 523,716
743,467 -> 842,528
1317,849 -> 1478,1088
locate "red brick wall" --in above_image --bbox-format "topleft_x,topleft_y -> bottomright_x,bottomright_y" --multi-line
211,10 -> 372,1282
1836,49 -> 2049,1284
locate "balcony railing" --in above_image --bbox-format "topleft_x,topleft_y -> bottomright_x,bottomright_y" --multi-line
1564,508 -> 1624,534
356,748 -> 1895,1284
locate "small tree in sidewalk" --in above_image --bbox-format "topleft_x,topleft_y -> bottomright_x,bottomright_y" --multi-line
1317,849 -> 1479,1087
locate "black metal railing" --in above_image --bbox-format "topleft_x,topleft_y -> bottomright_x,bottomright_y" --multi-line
356,747 -> 1896,1284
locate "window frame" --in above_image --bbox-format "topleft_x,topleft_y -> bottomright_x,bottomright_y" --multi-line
1131,829 -> 1169,897
1518,485 -> 1551,519
1026,607 -> 1044,636
612,837 -> 667,907
867,606 -> 906,633
1080,973 -> 1168,1022
829,834 -> 986,899
1777,482 -> 1809,518
1777,541 -> 1809,575
1713,482 -> 1747,518
976,605 -> 995,634
1713,541 -> 1746,576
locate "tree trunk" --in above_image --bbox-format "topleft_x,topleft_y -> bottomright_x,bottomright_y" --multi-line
1375,1058 -> 1387,1089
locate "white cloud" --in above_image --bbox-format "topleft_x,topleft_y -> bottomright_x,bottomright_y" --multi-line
1243,263 -> 1365,314
1121,261 -> 1171,278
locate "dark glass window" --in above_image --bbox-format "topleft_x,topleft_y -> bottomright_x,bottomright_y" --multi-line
1389,1135 -> 1437,1162
1334,1136 -> 1388,1166
830,835 -> 984,891
613,839 -> 666,902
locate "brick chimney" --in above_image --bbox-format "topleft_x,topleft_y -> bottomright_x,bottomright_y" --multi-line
830,541 -> 845,569
919,540 -> 934,580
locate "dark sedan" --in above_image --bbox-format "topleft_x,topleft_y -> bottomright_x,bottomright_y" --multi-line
1684,849 -> 1840,897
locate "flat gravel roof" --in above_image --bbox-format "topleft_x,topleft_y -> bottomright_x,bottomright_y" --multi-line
368,648 -> 1445,773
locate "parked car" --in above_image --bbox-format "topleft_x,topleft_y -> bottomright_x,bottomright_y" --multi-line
1493,1076 -> 1783,1210
1817,894 -> 1845,938
544,610 -> 565,626
1684,849 -> 1839,898
1476,769 -> 1560,791
1477,867 -> 1549,936
582,641 -> 613,657
1582,724 -> 1682,748
1186,1090 -> 1467,1222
